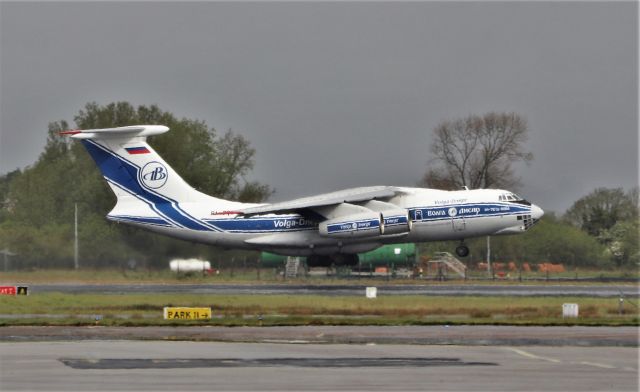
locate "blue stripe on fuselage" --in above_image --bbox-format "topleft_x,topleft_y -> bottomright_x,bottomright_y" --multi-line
204,217 -> 318,233
410,203 -> 530,221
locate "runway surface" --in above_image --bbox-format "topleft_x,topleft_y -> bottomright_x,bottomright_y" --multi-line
1,325 -> 637,347
1,341 -> 637,391
18,283 -> 640,297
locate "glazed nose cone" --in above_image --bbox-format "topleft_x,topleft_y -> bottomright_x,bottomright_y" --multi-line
531,204 -> 544,221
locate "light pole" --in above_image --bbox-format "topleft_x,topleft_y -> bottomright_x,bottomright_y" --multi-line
1,249 -> 16,272
486,236 -> 492,278
74,203 -> 79,270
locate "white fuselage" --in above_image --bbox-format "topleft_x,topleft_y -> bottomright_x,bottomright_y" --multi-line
108,187 -> 543,256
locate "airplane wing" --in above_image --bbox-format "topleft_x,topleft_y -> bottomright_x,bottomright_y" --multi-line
240,186 -> 413,247
239,186 -> 402,216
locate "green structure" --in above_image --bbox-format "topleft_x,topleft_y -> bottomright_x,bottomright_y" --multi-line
259,252 -> 294,268
358,243 -> 416,270
260,243 -> 417,270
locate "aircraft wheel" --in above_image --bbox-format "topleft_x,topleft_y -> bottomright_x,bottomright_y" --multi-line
455,244 -> 470,258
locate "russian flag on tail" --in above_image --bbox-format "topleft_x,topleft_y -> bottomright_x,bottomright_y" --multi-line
125,146 -> 150,154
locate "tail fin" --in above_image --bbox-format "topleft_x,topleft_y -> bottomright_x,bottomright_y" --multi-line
62,125 -> 242,229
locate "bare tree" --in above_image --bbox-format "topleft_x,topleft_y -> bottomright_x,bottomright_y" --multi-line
422,112 -> 533,190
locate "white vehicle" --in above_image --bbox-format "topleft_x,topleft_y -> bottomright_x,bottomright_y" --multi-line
62,125 -> 543,267
169,259 -> 212,274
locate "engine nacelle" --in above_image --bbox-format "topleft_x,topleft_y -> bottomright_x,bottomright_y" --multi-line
381,209 -> 412,235
319,212 -> 383,238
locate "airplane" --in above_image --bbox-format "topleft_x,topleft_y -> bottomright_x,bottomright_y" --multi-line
61,125 -> 544,267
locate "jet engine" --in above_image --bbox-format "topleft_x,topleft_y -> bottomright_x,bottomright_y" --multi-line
319,212 -> 383,238
380,209 -> 412,235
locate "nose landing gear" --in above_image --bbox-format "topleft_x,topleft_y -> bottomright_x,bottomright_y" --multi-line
455,243 -> 469,258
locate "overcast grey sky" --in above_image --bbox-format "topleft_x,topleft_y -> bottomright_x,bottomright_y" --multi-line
1,1 -> 637,213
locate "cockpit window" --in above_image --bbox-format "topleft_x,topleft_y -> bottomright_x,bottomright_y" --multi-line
500,192 -> 531,206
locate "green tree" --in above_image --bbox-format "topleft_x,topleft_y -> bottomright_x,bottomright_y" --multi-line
599,220 -> 640,267
563,186 -> 639,267
508,214 -> 607,267
0,169 -> 21,221
564,187 -> 638,237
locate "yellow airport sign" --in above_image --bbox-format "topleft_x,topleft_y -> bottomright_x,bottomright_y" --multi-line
163,307 -> 211,320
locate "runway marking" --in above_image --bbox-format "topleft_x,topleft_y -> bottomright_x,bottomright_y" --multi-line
260,339 -> 322,344
578,361 -> 615,369
505,348 -> 561,363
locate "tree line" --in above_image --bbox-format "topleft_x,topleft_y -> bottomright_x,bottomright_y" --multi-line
0,106 -> 637,269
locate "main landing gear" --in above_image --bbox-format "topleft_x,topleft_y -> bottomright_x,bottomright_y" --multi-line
455,242 -> 470,258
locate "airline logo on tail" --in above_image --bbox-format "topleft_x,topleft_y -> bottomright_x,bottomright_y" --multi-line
140,162 -> 168,189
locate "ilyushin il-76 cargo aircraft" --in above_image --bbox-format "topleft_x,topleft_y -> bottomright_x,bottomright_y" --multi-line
62,125 -> 543,266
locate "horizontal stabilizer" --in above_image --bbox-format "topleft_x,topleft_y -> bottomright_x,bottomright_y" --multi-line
59,125 -> 169,139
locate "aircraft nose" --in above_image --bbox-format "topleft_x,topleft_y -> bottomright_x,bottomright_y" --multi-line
531,204 -> 544,221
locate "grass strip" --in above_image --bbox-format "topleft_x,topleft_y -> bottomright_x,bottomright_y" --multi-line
1,268 -> 638,284
0,293 -> 637,327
